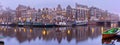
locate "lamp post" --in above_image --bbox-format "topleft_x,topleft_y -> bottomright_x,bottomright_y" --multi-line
30,17 -> 32,21
29,17 -> 32,26
19,17 -> 21,22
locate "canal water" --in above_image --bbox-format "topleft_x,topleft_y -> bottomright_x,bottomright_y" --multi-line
0,25 -> 119,45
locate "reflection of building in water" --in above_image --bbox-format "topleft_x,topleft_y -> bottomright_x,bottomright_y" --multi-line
0,26 -> 106,43
89,26 -> 101,39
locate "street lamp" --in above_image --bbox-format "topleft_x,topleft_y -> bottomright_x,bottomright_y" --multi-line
19,17 -> 21,22
23,18 -> 26,22
30,17 -> 32,21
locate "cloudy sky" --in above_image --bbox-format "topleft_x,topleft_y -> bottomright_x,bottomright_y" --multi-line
0,0 -> 119,14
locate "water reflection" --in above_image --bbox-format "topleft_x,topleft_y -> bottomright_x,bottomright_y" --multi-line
0,26 -> 111,45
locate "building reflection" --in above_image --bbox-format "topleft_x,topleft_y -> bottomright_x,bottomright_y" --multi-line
0,26 -> 109,44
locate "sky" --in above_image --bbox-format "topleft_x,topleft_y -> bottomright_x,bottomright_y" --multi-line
0,0 -> 120,15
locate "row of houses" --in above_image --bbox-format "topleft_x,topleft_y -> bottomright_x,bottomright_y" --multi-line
0,3 -> 119,24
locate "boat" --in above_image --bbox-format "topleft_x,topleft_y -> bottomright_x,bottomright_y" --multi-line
0,35 -> 5,45
55,22 -> 68,27
102,35 -> 120,45
17,22 -> 24,27
17,22 -> 33,27
72,21 -> 87,26
45,23 -> 55,27
116,32 -> 120,37
102,28 -> 119,39
115,28 -> 120,37
102,38 -> 115,45
9,23 -> 17,26
33,22 -> 55,27
32,22 -> 44,27
0,22 -> 12,26
24,22 -> 32,26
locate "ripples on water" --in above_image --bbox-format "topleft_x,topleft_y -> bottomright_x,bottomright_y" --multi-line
0,26 -> 112,45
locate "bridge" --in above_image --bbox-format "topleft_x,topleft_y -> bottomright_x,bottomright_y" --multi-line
89,20 -> 120,26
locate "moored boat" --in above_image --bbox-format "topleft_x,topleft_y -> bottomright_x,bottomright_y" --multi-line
102,38 -> 115,45
17,22 -> 32,27
115,28 -> 120,37
102,28 -> 119,39
0,35 -> 5,45
45,23 -> 55,27
55,22 -> 68,27
72,21 -> 87,26
17,22 -> 24,27
32,22 -> 44,27
24,22 -> 32,26
33,22 -> 55,27
0,22 -> 12,26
